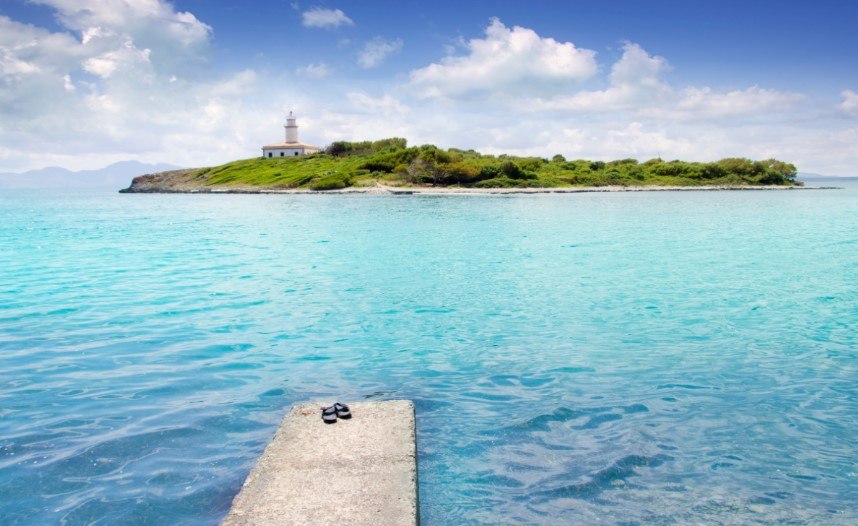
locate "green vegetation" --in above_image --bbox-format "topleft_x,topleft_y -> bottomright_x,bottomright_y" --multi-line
189,138 -> 799,190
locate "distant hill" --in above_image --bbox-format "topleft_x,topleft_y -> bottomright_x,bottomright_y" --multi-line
798,172 -> 857,180
0,161 -> 182,189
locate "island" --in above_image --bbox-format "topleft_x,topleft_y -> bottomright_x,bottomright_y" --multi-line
121,138 -> 801,194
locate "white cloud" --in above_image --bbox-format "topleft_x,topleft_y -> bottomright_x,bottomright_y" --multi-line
310,96 -> 414,144
409,18 -> 598,99
2,9 -> 856,177
83,41 -> 153,79
209,69 -> 257,96
33,0 -> 211,72
0,1 -> 266,171
301,7 -> 353,29
610,42 -> 669,85
529,43 -> 671,112
82,55 -> 118,77
0,55 -> 39,75
839,89 -> 858,116
671,86 -> 804,119
358,37 -> 403,68
346,92 -> 409,115
0,15 -> 81,75
601,122 -> 697,158
526,42 -> 802,121
295,62 -> 331,78
81,26 -> 112,45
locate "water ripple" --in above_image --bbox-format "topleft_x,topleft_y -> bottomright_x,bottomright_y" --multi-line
1,188 -> 857,524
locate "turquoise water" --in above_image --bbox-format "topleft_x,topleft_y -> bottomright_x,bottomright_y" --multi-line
1,185 -> 856,524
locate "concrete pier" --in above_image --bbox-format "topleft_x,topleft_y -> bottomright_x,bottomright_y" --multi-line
222,400 -> 418,526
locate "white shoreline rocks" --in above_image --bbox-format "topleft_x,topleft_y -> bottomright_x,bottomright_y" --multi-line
120,170 -> 834,195
121,183 -> 835,195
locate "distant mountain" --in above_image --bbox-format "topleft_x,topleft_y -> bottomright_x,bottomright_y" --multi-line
0,161 -> 182,189
798,171 -> 857,180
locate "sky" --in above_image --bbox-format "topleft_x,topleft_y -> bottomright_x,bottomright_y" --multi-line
1,0 -> 857,174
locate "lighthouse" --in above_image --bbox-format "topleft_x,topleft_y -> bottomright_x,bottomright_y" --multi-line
261,111 -> 320,158
285,111 -> 299,143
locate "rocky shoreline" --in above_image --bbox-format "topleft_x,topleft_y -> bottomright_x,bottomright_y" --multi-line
120,183 -> 835,195
120,169 -> 835,195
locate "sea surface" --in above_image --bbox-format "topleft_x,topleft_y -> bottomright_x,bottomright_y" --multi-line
1,183 -> 856,525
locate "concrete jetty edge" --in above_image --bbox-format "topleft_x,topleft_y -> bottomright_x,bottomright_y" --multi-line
222,400 -> 418,526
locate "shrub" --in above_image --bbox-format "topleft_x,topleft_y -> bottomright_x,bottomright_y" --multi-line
761,159 -> 797,182
370,137 -> 407,151
359,148 -> 419,173
699,163 -> 727,179
310,172 -> 351,190
360,161 -> 394,172
325,141 -> 355,156
418,145 -> 453,164
325,137 -> 407,157
497,161 -> 536,180
479,164 -> 501,179
716,158 -> 759,176
500,161 -> 524,179
650,161 -> 693,177
517,158 -> 544,172
563,160 -> 590,172
473,177 -> 525,188
440,161 -> 481,184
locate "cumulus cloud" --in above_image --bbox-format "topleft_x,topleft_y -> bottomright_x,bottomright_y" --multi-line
526,42 -> 802,121
308,95 -> 414,145
296,62 -> 331,78
610,42 -> 669,85
1,16 -> 86,124
34,0 -> 211,74
839,89 -> 858,116
0,1 -> 269,171
358,37 -> 403,68
83,42 -> 153,79
670,86 -> 804,119
529,43 -> 671,112
346,92 -> 410,115
2,8 -> 856,176
409,18 -> 597,99
301,7 -> 353,29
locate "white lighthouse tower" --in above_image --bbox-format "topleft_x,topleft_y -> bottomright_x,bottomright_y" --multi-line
285,111 -> 299,143
261,111 -> 320,158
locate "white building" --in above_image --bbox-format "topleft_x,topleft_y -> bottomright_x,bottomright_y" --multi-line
261,111 -> 320,158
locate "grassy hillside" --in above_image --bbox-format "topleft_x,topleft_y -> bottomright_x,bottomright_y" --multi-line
163,138 -> 800,190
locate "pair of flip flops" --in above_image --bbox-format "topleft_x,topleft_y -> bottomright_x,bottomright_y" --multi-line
321,402 -> 351,424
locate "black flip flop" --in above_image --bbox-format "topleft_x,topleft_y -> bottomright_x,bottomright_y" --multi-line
333,402 -> 351,419
321,405 -> 337,424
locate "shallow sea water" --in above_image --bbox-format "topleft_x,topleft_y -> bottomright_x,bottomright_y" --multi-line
1,184 -> 856,524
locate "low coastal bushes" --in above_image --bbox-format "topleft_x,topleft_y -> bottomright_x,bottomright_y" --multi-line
197,138 -> 798,190
309,172 -> 351,190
